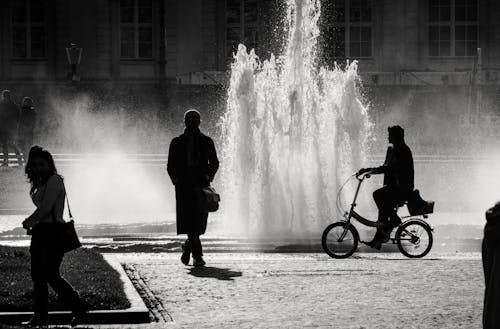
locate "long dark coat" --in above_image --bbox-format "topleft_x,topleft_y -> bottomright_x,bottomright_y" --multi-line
167,129 -> 219,235
483,203 -> 500,328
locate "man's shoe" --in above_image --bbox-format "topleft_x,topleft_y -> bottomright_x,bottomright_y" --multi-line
181,243 -> 191,266
22,316 -> 48,327
193,258 -> 206,267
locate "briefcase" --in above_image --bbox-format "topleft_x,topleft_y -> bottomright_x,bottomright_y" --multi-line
196,186 -> 220,213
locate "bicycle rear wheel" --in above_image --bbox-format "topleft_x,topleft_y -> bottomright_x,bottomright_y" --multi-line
395,220 -> 433,258
322,222 -> 359,259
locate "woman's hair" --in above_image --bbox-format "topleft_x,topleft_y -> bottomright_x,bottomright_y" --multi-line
25,146 -> 58,194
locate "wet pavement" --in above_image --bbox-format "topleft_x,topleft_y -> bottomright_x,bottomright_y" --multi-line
101,252 -> 483,329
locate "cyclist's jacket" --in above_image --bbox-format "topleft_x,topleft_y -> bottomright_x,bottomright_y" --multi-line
378,143 -> 414,194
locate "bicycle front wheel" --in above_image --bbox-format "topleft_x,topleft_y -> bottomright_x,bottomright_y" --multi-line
395,220 -> 433,258
322,222 -> 359,259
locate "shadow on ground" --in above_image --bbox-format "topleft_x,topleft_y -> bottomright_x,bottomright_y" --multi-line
187,266 -> 242,281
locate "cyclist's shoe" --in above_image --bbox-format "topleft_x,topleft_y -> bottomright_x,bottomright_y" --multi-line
365,239 -> 382,250
380,231 -> 391,243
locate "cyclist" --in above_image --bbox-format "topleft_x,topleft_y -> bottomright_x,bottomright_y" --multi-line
357,125 -> 414,249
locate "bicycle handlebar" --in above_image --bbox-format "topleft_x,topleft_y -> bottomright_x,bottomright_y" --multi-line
355,170 -> 372,179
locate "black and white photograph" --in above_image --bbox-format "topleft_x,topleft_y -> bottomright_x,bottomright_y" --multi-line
0,0 -> 497,328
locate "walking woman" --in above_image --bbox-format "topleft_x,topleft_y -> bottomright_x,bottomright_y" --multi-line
21,146 -> 88,326
167,109 -> 219,267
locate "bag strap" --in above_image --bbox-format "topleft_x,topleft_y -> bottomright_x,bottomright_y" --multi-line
62,178 -> 73,220
65,193 -> 73,220
41,175 -> 73,222
60,176 -> 73,220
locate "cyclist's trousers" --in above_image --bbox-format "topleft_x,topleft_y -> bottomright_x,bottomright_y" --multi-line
373,185 -> 404,225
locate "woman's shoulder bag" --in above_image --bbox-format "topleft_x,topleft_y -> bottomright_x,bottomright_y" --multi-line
54,186 -> 82,253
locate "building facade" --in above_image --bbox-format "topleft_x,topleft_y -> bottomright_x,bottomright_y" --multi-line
0,0 -> 499,85
0,0 -> 225,84
0,0 -> 498,154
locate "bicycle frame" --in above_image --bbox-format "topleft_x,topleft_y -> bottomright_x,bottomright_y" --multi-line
338,173 -> 431,242
342,174 -> 377,227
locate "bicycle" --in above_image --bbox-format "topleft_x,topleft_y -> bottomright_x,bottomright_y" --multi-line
322,171 -> 434,259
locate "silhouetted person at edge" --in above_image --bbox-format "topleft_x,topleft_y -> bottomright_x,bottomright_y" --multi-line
167,109 -> 219,267
357,126 -> 414,250
483,202 -> 500,328
19,97 -> 37,162
0,90 -> 23,167
21,146 -> 89,326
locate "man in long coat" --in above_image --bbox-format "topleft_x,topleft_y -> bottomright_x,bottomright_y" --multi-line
167,109 -> 219,267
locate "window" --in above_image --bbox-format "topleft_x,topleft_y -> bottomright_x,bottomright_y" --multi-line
226,0 -> 260,60
322,0 -> 372,60
429,25 -> 451,56
350,26 -> 371,57
12,0 -> 45,59
428,0 -> 477,57
429,0 -> 451,22
120,0 -> 153,59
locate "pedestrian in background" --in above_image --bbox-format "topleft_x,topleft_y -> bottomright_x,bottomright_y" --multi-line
0,90 -> 23,167
483,202 -> 500,328
167,109 -> 219,267
21,146 -> 89,327
19,97 -> 37,163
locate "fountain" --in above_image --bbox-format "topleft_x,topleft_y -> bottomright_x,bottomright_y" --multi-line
219,0 -> 371,237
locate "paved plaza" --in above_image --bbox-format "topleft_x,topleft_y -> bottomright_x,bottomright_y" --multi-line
94,252 -> 484,329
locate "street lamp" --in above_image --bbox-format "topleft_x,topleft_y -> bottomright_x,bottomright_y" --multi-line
65,43 -> 83,83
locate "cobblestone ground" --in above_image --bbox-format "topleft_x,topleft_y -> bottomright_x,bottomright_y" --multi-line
102,252 -> 483,329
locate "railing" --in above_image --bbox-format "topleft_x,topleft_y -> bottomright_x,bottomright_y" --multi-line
368,155 -> 500,163
1,153 -> 168,167
2,153 -> 500,167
